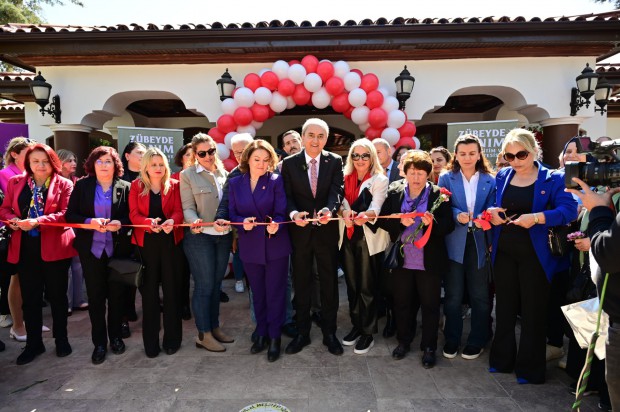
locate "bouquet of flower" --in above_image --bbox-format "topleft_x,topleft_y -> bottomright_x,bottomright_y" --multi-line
402,187 -> 452,251
567,231 -> 586,242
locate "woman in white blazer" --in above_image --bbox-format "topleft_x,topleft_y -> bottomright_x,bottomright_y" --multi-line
338,138 -> 389,355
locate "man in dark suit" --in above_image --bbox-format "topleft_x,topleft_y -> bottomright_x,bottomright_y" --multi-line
373,138 -> 401,183
281,118 -> 344,356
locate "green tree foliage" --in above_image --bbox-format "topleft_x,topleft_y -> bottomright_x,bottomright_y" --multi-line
0,0 -> 84,25
593,0 -> 620,9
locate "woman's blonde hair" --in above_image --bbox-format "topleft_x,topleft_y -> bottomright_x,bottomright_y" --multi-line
238,140 -> 278,174
4,137 -> 34,166
190,133 -> 224,171
502,128 -> 541,161
344,138 -> 384,176
139,147 -> 171,196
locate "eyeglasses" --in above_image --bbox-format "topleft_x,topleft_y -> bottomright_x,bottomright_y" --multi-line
351,153 -> 371,161
95,159 -> 113,167
196,148 -> 217,158
503,150 -> 529,162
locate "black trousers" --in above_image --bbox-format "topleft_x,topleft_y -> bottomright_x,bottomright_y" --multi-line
17,239 -> 70,347
341,235 -> 379,335
291,230 -> 339,336
139,233 -> 182,355
547,269 -> 569,347
79,250 -> 124,347
391,267 -> 440,350
490,237 -> 550,384
0,257 -> 15,315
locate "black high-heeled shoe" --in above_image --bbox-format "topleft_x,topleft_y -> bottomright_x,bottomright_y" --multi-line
267,337 -> 281,362
251,336 -> 267,354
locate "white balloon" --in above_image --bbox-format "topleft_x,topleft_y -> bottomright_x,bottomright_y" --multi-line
272,60 -> 290,80
344,72 -> 361,92
254,87 -> 273,105
413,136 -> 421,149
258,68 -> 269,76
233,87 -> 255,108
382,96 -> 400,113
348,88 -> 367,108
251,120 -> 263,130
351,106 -> 370,125
216,143 -> 230,160
387,110 -> 406,129
221,98 -> 238,115
288,64 -> 307,84
381,127 -> 400,146
304,73 -> 323,93
333,61 -> 351,78
237,125 -> 256,137
312,87 -> 331,109
359,122 -> 370,132
377,87 -> 390,98
286,96 -> 296,110
269,91 -> 287,113
224,132 -> 237,148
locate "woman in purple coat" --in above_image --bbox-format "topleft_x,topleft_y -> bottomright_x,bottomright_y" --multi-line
226,139 -> 291,362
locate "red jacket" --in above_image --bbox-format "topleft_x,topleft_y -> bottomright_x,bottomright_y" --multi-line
0,173 -> 76,263
129,178 -> 184,246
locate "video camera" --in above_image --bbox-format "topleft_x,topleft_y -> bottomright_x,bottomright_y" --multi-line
564,138 -> 620,189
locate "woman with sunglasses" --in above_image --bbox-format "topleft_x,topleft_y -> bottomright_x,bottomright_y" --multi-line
130,147 -> 184,357
486,129 -> 577,384
224,139 -> 291,361
338,138 -> 389,355
180,133 -> 234,352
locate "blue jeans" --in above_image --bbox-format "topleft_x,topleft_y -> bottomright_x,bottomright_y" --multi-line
444,233 -> 490,349
608,323 -> 620,411
184,232 -> 232,333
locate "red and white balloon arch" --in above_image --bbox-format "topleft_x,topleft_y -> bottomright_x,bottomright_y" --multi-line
208,55 -> 419,170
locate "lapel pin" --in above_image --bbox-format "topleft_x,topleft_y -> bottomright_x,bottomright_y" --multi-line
262,186 -> 266,190
541,190 -> 546,195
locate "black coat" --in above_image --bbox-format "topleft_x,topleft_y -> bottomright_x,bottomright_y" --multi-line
376,180 -> 455,274
65,176 -> 132,258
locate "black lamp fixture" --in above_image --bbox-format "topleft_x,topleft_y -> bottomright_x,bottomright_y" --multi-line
216,68 -> 236,101
395,65 -> 415,110
570,63 -> 613,116
29,71 -> 61,123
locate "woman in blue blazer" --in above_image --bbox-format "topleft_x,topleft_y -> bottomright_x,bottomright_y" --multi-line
438,135 -> 496,361
227,140 -> 292,362
487,128 -> 577,384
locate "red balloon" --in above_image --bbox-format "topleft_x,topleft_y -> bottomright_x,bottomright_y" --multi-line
250,104 -> 270,122
360,73 -> 379,93
278,79 -> 296,97
325,77 -> 345,96
267,107 -> 276,118
316,61 -> 335,83
301,55 -> 319,74
398,121 -> 416,138
368,108 -> 388,129
223,158 -> 238,172
331,92 -> 351,113
217,114 -> 237,134
365,127 -> 382,139
350,68 -> 363,77
243,73 -> 261,92
260,71 -> 279,91
207,127 -> 225,143
292,84 -> 311,106
233,107 -> 253,126
289,59 -> 301,66
344,106 -> 354,119
395,136 -> 416,149
366,90 -> 384,109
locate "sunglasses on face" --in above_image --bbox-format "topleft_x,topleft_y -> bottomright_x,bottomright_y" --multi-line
503,150 -> 529,162
351,153 -> 371,161
196,148 -> 217,158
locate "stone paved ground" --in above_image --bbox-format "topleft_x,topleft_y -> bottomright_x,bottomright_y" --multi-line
0,277 -> 603,412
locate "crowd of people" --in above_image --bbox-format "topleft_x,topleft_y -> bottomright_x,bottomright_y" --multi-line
0,120 -> 617,409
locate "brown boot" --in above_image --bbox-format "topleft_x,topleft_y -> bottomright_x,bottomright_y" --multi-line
212,327 -> 235,343
195,332 -> 225,352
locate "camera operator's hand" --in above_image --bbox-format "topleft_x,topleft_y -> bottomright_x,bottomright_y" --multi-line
565,177 -> 620,211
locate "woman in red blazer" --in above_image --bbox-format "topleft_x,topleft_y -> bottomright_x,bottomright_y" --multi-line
0,143 -> 76,365
129,147 -> 184,357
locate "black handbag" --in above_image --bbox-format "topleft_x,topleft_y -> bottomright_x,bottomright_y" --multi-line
0,225 -> 10,256
547,224 -> 574,257
383,238 -> 403,269
108,231 -> 145,288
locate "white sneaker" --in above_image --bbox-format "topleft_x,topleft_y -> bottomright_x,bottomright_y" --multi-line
0,314 -> 13,328
235,281 -> 245,293
337,268 -> 344,278
546,344 -> 564,361
42,325 -> 50,332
